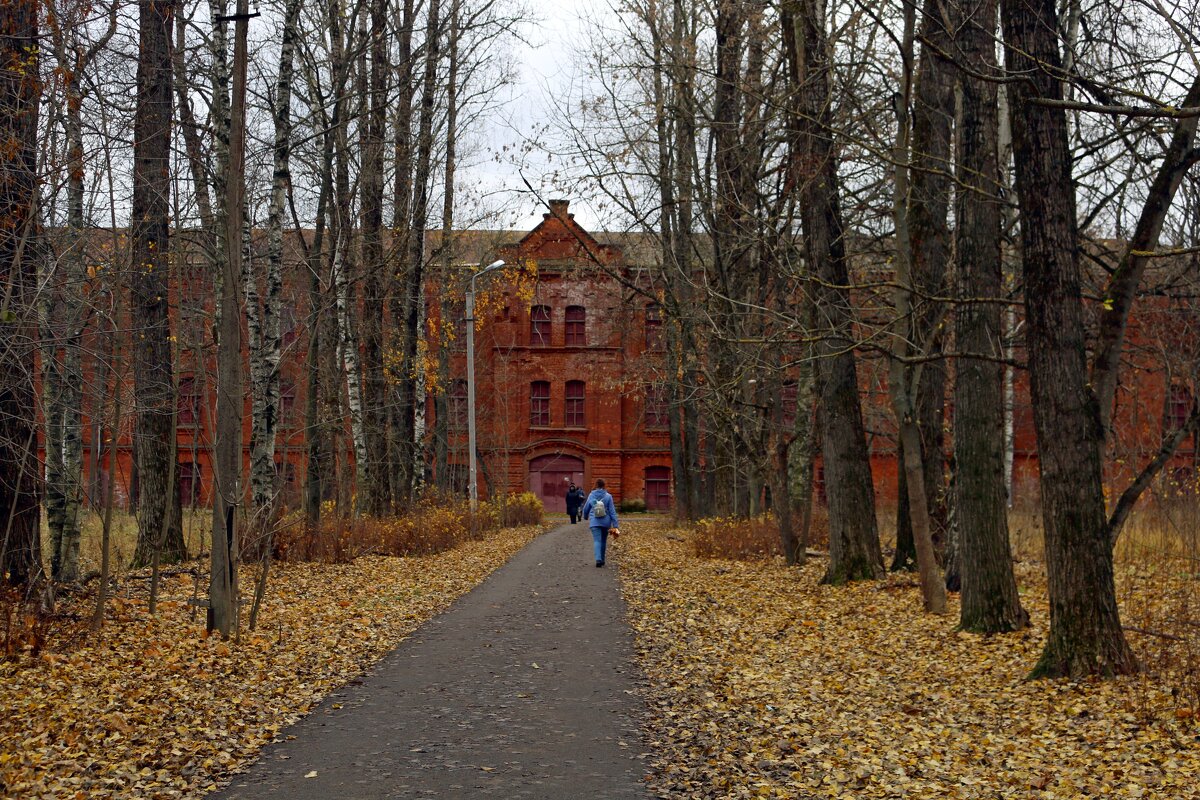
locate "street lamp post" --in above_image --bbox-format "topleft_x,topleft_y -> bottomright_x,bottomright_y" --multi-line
466,260 -> 505,510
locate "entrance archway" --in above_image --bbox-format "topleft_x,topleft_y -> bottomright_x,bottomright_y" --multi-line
528,453 -> 585,512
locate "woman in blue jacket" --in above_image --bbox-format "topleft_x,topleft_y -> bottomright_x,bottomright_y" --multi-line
582,478 -> 620,567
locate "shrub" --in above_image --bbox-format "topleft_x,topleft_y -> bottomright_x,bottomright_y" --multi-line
274,493 -> 542,564
618,497 -> 647,513
493,491 -> 544,527
692,514 -> 782,561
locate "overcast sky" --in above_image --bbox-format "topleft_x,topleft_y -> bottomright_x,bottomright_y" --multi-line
464,0 -> 606,233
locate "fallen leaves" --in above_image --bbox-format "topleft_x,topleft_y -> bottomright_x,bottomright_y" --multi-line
619,520 -> 1200,799
0,524 -> 542,799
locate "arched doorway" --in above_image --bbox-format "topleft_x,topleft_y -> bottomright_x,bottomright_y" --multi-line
528,453 -> 585,512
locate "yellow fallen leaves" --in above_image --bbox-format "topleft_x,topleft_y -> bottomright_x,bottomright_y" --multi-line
619,521 -> 1200,799
0,524 -> 542,799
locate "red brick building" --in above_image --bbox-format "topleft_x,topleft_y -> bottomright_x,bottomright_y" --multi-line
432,200 -> 674,512
53,209 -> 1197,518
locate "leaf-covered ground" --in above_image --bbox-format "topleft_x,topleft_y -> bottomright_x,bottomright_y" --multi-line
618,521 -> 1200,799
0,524 -> 542,799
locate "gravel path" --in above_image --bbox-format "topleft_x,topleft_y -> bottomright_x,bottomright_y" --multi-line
214,522 -> 649,799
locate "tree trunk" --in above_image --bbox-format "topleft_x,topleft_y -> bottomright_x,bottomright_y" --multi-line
130,0 -> 185,570
905,1 -> 954,557
887,0 -> 946,613
358,0 -> 389,515
999,0 -> 1136,677
954,0 -> 1027,633
1091,75 -> 1200,435
0,0 -> 42,587
302,66 -> 335,525
210,0 -> 250,637
892,458 -> 916,571
398,0 -> 442,503
785,0 -> 882,584
389,0 -> 416,506
248,0 -> 300,538
434,0 -> 461,494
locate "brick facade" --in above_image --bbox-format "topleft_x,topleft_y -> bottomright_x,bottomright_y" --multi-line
435,200 -> 674,511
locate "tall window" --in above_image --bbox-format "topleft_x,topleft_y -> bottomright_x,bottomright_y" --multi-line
449,301 -> 467,351
530,305 -> 551,346
781,382 -> 798,430
178,376 -> 201,426
1168,384 -> 1194,432
449,379 -> 468,429
530,380 -> 551,426
281,303 -> 299,348
178,461 -> 200,507
645,303 -> 663,351
280,378 -> 296,425
644,385 -> 669,429
566,380 -> 586,427
565,305 -> 586,346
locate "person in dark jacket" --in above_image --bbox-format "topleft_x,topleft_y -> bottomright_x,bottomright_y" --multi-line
565,483 -> 586,524
582,478 -> 620,567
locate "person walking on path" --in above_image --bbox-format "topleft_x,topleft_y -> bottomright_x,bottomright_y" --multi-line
566,482 -> 586,524
583,479 -> 620,567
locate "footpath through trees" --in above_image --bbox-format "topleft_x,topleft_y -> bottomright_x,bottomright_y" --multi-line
214,523 -> 649,799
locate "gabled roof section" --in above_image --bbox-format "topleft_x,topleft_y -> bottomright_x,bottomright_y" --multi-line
499,199 -> 623,268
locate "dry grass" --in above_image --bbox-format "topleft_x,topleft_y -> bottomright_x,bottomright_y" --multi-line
39,508 -> 212,575
272,492 -> 544,563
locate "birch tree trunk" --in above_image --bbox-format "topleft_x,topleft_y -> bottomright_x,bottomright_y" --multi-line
48,70 -> 89,582
248,0 -> 300,531
397,0 -> 442,503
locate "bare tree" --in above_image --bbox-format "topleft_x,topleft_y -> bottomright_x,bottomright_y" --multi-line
396,0 -> 442,503
786,0 -> 882,584
951,0 -> 1026,633
0,0 -> 43,588
130,0 -> 185,569
1000,0 -> 1136,678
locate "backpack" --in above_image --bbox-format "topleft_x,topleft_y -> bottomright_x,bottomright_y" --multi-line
592,495 -> 608,519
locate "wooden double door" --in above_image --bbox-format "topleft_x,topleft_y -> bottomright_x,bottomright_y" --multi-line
528,454 -> 585,513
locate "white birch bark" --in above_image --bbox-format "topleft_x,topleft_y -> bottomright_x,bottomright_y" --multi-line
334,237 -> 368,486
247,0 -> 300,520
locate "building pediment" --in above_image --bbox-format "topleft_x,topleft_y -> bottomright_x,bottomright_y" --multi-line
500,200 -> 622,269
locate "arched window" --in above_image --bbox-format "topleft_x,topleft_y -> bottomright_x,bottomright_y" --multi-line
530,305 -> 551,346
644,303 -> 664,351
530,380 -> 551,426
566,380 -> 586,427
565,305 -> 586,346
